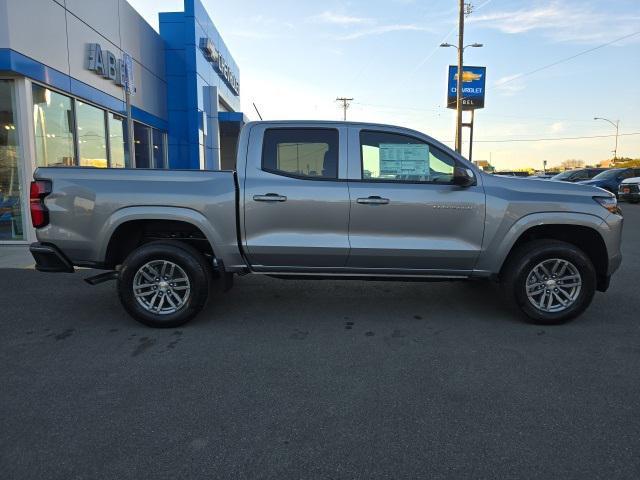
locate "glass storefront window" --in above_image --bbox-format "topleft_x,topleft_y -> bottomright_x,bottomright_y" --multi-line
133,121 -> 151,168
31,85 -> 166,170
152,129 -> 165,168
108,113 -> 128,168
32,85 -> 75,167
76,100 -> 107,168
0,79 -> 24,241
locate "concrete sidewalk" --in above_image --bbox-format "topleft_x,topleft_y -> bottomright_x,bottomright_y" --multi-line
0,246 -> 34,269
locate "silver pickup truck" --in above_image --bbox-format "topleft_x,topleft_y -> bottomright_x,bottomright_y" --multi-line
29,121 -> 623,327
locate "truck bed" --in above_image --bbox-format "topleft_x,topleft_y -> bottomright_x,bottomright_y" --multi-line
33,167 -> 244,269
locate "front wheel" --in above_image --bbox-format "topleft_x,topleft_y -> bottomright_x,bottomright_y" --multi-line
117,242 -> 211,328
502,240 -> 596,325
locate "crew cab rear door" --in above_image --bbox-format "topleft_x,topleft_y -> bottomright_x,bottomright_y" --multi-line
345,126 -> 485,273
242,123 -> 350,270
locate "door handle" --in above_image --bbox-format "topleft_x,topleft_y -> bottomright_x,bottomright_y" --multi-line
357,196 -> 390,205
253,193 -> 287,202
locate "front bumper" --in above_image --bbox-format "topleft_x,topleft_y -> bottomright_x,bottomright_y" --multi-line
29,242 -> 75,273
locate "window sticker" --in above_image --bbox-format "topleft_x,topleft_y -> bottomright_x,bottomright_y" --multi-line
379,143 -> 430,178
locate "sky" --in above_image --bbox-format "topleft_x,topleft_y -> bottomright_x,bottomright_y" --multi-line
129,0 -> 640,170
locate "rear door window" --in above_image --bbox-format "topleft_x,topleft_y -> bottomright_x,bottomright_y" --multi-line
262,128 -> 339,180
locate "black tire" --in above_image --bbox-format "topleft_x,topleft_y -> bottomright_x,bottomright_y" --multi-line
117,241 -> 211,328
501,239 -> 596,325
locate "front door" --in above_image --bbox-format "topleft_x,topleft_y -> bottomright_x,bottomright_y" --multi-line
346,128 -> 485,273
243,124 -> 350,270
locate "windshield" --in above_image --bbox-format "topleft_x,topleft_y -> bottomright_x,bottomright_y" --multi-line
591,169 -> 624,180
551,171 -> 576,180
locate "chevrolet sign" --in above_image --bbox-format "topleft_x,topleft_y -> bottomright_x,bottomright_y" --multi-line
199,37 -> 240,95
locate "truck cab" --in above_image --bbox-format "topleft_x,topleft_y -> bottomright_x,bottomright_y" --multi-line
239,121 -> 483,274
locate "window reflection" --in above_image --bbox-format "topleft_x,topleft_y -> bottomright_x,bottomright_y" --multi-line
152,128 -> 165,168
133,121 -> 150,168
108,113 -> 128,168
262,129 -> 338,179
0,80 -> 24,240
32,85 -> 75,167
76,101 -> 107,168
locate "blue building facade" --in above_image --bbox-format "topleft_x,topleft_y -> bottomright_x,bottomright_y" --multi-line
0,0 -> 244,244
160,0 -> 244,170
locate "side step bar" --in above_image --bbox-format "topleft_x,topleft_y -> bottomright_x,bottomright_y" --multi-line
84,271 -> 119,285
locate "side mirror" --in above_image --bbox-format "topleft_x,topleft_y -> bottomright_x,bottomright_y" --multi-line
453,166 -> 477,187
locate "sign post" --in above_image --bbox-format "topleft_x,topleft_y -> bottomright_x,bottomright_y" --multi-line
447,66 -> 486,160
122,53 -> 135,168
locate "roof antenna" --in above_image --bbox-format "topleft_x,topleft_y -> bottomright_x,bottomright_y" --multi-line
252,102 -> 263,121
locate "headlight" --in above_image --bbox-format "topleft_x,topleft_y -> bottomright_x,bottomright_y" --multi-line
593,195 -> 620,215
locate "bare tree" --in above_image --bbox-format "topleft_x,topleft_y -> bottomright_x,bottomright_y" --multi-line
561,159 -> 585,170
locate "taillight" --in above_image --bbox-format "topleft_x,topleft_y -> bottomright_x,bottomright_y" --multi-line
30,180 -> 52,228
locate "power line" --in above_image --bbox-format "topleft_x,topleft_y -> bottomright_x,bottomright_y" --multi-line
469,131 -> 640,143
491,29 -> 640,91
355,101 -> 640,125
355,29 -> 640,127
406,0 -> 494,78
352,101 -> 440,113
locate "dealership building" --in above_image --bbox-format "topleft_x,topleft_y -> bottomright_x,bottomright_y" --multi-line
0,0 -> 244,244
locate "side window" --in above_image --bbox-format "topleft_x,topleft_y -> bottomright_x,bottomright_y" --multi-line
620,169 -> 634,179
360,130 -> 455,183
262,128 -> 338,179
573,170 -> 588,180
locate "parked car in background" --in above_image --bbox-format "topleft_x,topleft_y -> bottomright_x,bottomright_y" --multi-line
494,171 -> 531,178
578,168 -> 640,196
530,173 -> 554,180
551,168 -> 606,183
619,177 -> 640,203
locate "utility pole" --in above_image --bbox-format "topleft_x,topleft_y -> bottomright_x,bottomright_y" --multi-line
336,97 -> 353,121
455,0 -> 465,153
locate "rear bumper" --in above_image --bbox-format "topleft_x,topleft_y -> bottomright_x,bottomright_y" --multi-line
29,242 -> 74,273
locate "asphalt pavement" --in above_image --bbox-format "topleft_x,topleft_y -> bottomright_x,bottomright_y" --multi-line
1,205 -> 640,479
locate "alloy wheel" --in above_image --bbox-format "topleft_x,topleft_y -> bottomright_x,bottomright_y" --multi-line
525,258 -> 582,313
132,260 -> 191,314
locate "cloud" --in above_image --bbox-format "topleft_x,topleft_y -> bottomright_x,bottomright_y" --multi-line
495,73 -> 525,96
549,122 -> 565,133
227,14 -> 294,39
340,24 -> 434,40
467,2 -> 640,44
309,9 -> 433,40
311,11 -> 372,25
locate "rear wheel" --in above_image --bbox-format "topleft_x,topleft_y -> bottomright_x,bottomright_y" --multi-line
502,240 -> 596,324
117,242 -> 211,328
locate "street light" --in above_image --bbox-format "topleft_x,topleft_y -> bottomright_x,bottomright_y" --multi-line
440,43 -> 484,50
440,41 -> 483,153
594,117 -> 620,161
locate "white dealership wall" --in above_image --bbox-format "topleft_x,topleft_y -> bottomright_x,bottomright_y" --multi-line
0,0 -> 167,120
